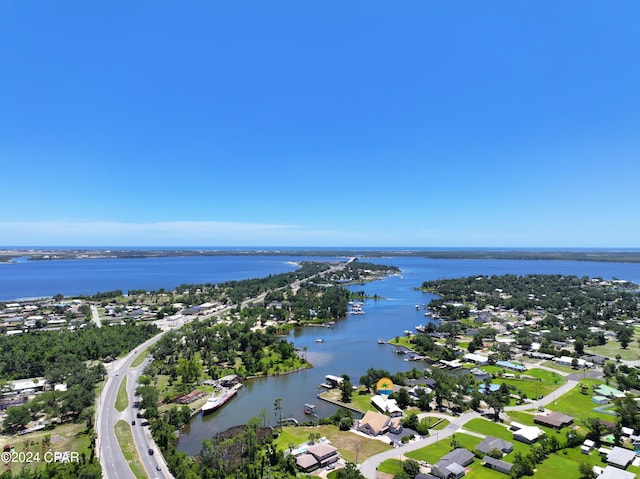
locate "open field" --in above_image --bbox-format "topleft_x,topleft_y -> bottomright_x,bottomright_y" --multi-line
535,446 -> 640,477
542,379 -> 615,423
479,366 -> 567,403
0,422 -> 93,475
274,425 -> 392,462
586,333 -> 640,361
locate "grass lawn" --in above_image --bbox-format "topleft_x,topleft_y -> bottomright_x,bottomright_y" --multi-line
274,425 -> 392,462
478,367 -> 567,404
318,388 -> 374,414
531,446 -> 631,478
586,332 -> 640,361
115,376 -> 128,412
543,379 -> 615,423
131,346 -> 152,368
114,420 -> 147,479
405,433 -> 482,464
539,361 -> 580,374
420,416 -> 450,430
0,423 -> 93,476
464,416 -> 567,457
377,458 -> 403,475
507,411 -> 538,426
463,418 -> 512,440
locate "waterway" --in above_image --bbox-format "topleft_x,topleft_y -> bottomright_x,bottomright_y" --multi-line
0,255 -> 335,301
2,253 -> 639,454
176,256 -> 640,455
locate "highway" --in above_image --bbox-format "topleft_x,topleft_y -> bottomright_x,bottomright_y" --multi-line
97,333 -> 172,479
96,260 -> 350,478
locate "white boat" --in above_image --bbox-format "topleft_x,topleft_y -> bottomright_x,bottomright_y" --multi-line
316,338 -> 325,343
202,383 -> 242,414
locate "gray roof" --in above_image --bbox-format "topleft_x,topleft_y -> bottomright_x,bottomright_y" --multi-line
446,463 -> 465,476
441,448 -> 474,466
607,447 -> 636,469
483,456 -> 513,472
476,436 -> 513,454
597,465 -> 636,479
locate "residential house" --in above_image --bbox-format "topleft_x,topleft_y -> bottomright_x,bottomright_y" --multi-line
431,448 -> 474,479
295,442 -> 340,472
463,353 -> 489,365
475,436 -> 513,455
595,385 -> 625,399
534,411 -> 574,429
597,465 -> 636,479
510,423 -> 545,444
482,456 -> 513,475
629,433 -> 640,449
371,394 -> 403,417
606,447 -> 635,470
358,410 -> 403,436
471,368 -> 490,382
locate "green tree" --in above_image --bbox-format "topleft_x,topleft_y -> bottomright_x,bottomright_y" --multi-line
579,461 -> 594,479
511,452 -> 535,478
3,404 -> 31,432
402,459 -> 421,479
337,462 -> 366,479
395,388 -> 411,409
340,374 -> 353,403
273,397 -> 283,426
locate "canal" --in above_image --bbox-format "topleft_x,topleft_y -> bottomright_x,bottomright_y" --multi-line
177,267 -> 436,454
177,256 -> 640,455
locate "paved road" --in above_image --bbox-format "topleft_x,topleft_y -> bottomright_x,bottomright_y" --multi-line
360,411 -> 481,478
90,305 -> 102,328
96,259 -> 351,478
360,372 -> 581,479
97,333 -> 172,479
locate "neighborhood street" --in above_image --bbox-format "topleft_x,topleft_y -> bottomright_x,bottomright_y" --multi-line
360,371 -> 582,479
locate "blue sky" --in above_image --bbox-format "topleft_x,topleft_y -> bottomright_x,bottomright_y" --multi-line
1,2 -> 639,247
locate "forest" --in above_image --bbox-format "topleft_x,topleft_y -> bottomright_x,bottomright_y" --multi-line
0,323 -> 159,381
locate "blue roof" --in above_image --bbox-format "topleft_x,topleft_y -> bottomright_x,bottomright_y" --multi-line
496,360 -> 526,371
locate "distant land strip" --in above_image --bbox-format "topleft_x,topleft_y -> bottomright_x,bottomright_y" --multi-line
2,248 -> 640,263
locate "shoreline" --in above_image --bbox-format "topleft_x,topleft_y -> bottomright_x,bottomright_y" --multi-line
4,248 -> 640,264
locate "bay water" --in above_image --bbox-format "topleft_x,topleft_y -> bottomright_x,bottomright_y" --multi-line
1,253 -> 639,455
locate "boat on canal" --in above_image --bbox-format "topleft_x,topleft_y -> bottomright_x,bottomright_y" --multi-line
202,383 -> 242,415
